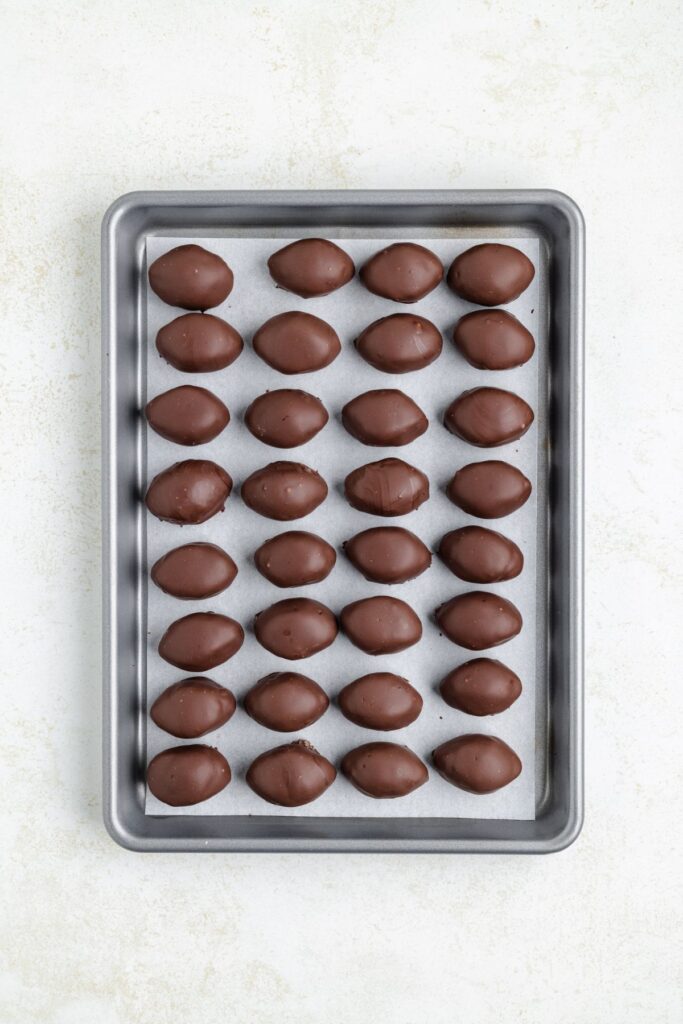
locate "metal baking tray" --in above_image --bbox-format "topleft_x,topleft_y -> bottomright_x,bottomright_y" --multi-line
102,189 -> 584,853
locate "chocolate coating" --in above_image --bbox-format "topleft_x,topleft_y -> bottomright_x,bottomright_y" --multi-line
433,734 -> 522,793
246,740 -> 336,806
438,526 -> 523,583
147,744 -> 231,806
245,389 -> 328,448
150,677 -> 236,738
253,311 -> 341,374
145,460 -> 232,525
268,238 -> 354,298
342,742 -> 428,798
439,658 -> 522,716
360,243 -> 442,303
145,385 -> 229,446
338,673 -> 423,731
244,672 -> 329,732
344,526 -> 431,584
344,458 -> 429,517
158,612 -> 244,671
254,531 -> 336,587
436,591 -> 522,650
445,387 -> 534,447
453,309 -> 535,370
148,244 -> 233,311
341,596 -> 422,655
254,598 -> 337,659
447,243 -> 535,306
151,542 -> 238,599
241,461 -> 327,521
156,313 -> 243,373
342,389 -> 428,447
355,314 -> 442,374
447,460 -> 532,519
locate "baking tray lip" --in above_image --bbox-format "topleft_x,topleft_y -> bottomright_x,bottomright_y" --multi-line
102,188 -> 584,854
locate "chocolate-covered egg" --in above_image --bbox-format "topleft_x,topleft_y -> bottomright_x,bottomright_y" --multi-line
147,744 -> 231,806
254,598 -> 337,659
436,591 -> 522,650
151,542 -> 237,599
244,672 -> 329,731
246,740 -> 336,806
433,734 -> 522,793
438,526 -> 523,583
444,387 -> 534,447
447,461 -> 531,519
342,742 -> 428,798
355,314 -> 442,373
253,311 -> 341,374
148,244 -> 233,310
344,458 -> 429,516
145,385 -> 229,446
156,313 -> 243,373
447,244 -> 535,306
268,238 -> 354,297
254,531 -> 336,587
150,677 -> 236,738
439,659 -> 522,716
241,461 -> 327,521
453,309 -> 535,370
145,460 -> 232,525
158,612 -> 244,671
342,389 -> 427,447
338,673 -> 423,730
245,389 -> 328,448
341,596 -> 422,655
360,243 -> 442,302
344,526 -> 431,584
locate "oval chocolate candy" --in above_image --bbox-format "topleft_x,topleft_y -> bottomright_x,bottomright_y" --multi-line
244,672 -> 329,732
360,243 -> 442,303
254,598 -> 337,659
447,243 -> 535,306
433,734 -> 522,793
241,461 -> 327,521
147,744 -> 231,806
254,531 -> 336,587
245,389 -> 328,448
436,591 -> 522,650
445,387 -> 534,447
447,460 -> 531,519
344,458 -> 429,517
253,311 -> 341,374
438,526 -> 523,583
267,238 -> 354,298
158,612 -> 244,671
439,658 -> 522,716
148,244 -> 233,310
344,526 -> 431,584
342,742 -> 428,798
156,313 -> 243,373
341,596 -> 422,655
150,677 -> 237,738
151,542 -> 238,599
145,460 -> 232,525
355,313 -> 442,373
246,740 -> 336,806
145,385 -> 229,446
453,309 -> 535,370
338,673 -> 423,731
342,389 -> 427,447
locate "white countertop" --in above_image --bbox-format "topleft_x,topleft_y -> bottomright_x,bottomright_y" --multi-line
1,2 -> 681,1022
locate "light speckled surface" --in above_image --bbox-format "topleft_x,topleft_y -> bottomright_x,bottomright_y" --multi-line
1,2 -> 681,1021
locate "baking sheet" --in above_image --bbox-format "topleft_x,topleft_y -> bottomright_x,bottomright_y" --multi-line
143,235 -> 543,819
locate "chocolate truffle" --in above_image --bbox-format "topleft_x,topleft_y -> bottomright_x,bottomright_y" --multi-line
245,389 -> 328,448
156,313 -> 243,373
145,385 -> 229,446
447,461 -> 531,519
453,309 -> 535,370
342,742 -> 428,798
151,542 -> 238,599
439,659 -> 522,716
355,314 -> 442,373
447,243 -> 534,306
244,672 -> 329,732
254,531 -> 336,587
158,612 -> 244,671
432,734 -> 522,793
147,744 -> 231,806
254,598 -> 338,660
436,591 -> 522,650
344,526 -> 431,584
342,389 -> 428,447
444,387 -> 534,447
338,673 -> 423,731
438,526 -> 523,583
341,596 -> 422,655
150,677 -> 237,738
252,311 -> 341,374
344,458 -> 429,517
148,244 -> 233,310
246,740 -> 336,806
360,243 -> 442,303
145,460 -> 232,525
267,238 -> 354,298
241,461 -> 327,521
